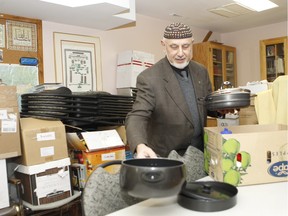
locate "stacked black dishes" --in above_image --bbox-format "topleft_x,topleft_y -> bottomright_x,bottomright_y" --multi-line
20,87 -> 135,130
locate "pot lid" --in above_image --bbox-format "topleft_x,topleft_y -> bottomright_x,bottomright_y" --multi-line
177,181 -> 238,212
210,87 -> 251,96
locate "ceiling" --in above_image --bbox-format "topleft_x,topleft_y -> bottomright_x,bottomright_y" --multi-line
0,0 -> 287,33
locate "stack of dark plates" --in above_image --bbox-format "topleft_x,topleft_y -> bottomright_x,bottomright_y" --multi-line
20,89 -> 135,129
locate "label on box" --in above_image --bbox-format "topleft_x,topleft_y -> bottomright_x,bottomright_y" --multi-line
0,110 -> 8,119
1,119 -> 16,133
101,152 -> 116,161
37,132 -> 56,141
40,146 -> 55,157
35,167 -> 70,198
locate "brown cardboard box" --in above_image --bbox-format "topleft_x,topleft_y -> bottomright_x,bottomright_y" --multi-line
204,124 -> 288,186
0,86 -> 21,159
19,118 -> 68,166
15,158 -> 72,205
67,128 -> 126,177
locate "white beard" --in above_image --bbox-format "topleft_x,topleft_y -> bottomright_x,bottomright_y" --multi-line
170,61 -> 189,69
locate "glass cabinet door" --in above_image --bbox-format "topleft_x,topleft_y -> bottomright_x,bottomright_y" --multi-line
260,37 -> 287,82
265,42 -> 285,82
225,50 -> 236,87
212,48 -> 223,90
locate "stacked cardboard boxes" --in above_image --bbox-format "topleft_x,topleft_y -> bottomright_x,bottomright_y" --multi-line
116,50 -> 155,88
0,86 -> 21,209
15,117 -> 72,206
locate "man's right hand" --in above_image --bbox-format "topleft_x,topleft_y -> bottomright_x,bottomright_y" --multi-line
136,143 -> 158,158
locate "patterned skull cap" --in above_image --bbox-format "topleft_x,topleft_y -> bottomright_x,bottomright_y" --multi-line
163,23 -> 193,39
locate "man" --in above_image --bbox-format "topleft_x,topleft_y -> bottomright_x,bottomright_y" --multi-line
125,23 -> 213,158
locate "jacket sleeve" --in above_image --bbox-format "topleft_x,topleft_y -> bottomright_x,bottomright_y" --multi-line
125,72 -> 155,153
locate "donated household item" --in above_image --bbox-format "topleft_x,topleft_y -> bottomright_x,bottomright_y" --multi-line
0,86 -> 21,159
204,81 -> 252,111
18,118 -> 68,166
116,50 -> 154,88
0,159 -> 9,209
67,129 -> 126,178
204,124 -> 287,186
99,158 -> 186,199
178,181 -> 238,212
14,158 -> 72,206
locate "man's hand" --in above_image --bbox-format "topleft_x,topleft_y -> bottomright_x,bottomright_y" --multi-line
136,143 -> 158,158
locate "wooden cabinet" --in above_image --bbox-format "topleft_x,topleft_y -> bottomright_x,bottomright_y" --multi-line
193,42 -> 237,91
260,36 -> 287,82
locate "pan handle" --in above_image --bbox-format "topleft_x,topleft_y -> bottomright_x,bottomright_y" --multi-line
96,160 -> 122,168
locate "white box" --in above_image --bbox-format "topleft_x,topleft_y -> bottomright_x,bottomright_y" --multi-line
217,113 -> 239,127
116,50 -> 154,88
15,158 -> 72,205
0,159 -> 9,209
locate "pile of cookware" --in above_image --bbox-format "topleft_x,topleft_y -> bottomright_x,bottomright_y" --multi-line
20,88 -> 135,129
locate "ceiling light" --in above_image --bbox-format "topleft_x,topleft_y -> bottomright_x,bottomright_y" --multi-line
233,0 -> 278,12
40,0 -> 103,7
209,3 -> 254,18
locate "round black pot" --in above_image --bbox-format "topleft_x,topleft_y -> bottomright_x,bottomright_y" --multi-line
100,158 -> 186,199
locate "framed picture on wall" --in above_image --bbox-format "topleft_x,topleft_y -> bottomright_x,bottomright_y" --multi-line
54,32 -> 102,92
6,20 -> 37,52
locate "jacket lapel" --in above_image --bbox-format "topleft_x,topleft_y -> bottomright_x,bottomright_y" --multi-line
162,61 -> 193,124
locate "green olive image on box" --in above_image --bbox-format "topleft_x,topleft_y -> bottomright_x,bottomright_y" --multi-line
222,138 -> 252,186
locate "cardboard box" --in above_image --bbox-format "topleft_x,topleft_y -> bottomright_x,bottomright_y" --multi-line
67,129 -> 126,177
15,158 -> 72,206
116,50 -> 154,88
78,146 -> 125,176
0,159 -> 9,209
19,118 -> 68,166
0,86 -> 21,159
204,124 -> 288,186
217,113 -> 239,127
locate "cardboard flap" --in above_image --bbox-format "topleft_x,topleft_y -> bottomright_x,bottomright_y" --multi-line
82,129 -> 124,151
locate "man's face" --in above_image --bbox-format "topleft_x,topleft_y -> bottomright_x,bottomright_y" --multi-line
161,37 -> 193,69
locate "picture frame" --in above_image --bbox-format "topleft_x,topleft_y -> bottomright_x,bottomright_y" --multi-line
6,20 -> 37,52
54,32 -> 102,92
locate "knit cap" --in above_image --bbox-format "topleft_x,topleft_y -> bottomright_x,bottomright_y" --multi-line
163,23 -> 193,39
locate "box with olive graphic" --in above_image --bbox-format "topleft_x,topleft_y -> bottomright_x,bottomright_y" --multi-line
204,124 -> 288,186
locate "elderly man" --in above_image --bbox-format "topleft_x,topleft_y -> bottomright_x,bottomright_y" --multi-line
125,23 -> 214,159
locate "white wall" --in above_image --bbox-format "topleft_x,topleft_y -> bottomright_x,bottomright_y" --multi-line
221,21 -> 287,86
42,13 -> 286,93
42,14 -> 221,94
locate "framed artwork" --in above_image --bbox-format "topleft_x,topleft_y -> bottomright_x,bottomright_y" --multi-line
54,32 -> 102,92
6,20 -> 37,52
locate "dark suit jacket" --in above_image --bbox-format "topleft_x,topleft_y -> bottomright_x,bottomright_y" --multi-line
125,57 -> 213,157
